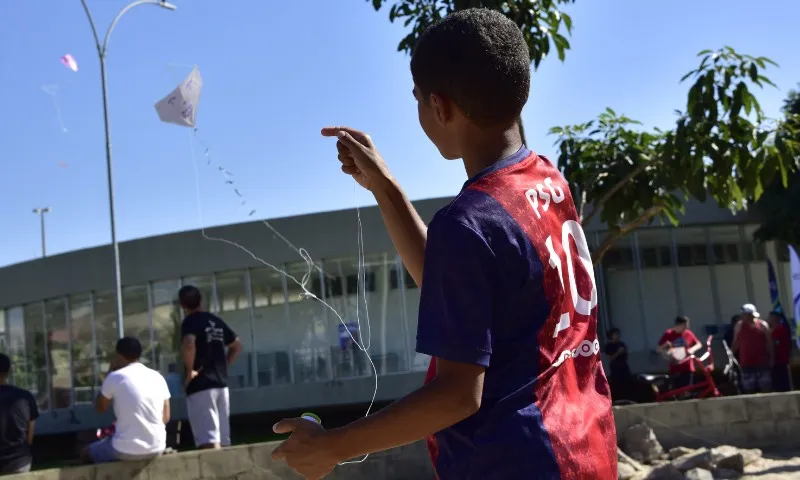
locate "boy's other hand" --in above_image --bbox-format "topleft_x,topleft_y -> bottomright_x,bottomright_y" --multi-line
321,126 -> 392,193
272,417 -> 339,479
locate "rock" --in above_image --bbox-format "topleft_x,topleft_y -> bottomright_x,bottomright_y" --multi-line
711,468 -> 740,479
624,423 -> 664,464
672,448 -> 713,472
619,448 -> 648,472
619,462 -> 638,480
644,463 -> 684,480
685,468 -> 714,480
714,453 -> 744,473
669,446 -> 696,459
710,446 -> 761,467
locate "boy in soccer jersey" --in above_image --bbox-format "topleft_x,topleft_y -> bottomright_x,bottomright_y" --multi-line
272,8 -> 617,479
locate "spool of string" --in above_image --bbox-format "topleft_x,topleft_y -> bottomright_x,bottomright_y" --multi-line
168,63 -> 378,464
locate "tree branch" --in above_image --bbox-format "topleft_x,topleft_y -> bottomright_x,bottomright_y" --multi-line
583,159 -> 654,226
591,204 -> 665,264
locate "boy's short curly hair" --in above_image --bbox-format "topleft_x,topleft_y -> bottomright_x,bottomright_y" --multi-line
410,8 -> 531,127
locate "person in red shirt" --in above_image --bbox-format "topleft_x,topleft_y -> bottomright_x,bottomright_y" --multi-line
732,304 -> 774,393
767,311 -> 792,392
657,316 -> 702,389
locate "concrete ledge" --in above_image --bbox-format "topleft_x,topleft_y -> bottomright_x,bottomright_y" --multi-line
7,440 -> 432,480
613,391 -> 800,450
13,392 -> 800,479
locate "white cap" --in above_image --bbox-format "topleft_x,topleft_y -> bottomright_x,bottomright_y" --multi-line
741,303 -> 760,317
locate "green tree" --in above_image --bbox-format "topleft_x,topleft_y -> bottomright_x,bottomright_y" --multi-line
550,47 -> 800,263
370,0 -> 574,67
368,0 -> 575,143
754,86 -> 800,248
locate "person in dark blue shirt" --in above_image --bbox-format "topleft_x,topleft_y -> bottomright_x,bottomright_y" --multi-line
0,354 -> 39,475
604,328 -> 632,401
270,8 -> 616,480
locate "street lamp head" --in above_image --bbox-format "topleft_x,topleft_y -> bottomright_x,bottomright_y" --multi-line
159,1 -> 177,10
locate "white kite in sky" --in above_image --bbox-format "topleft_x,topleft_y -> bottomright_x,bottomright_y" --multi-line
154,66 -> 202,127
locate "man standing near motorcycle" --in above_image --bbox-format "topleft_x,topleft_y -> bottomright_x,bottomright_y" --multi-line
732,304 -> 774,394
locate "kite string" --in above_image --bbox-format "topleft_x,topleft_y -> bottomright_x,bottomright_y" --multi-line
41,84 -> 68,133
185,127 -> 377,464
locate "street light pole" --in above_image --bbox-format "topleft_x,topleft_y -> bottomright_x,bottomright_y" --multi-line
79,0 -> 177,339
32,207 -> 51,258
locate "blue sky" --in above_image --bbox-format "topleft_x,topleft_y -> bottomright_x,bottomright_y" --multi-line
0,0 -> 798,267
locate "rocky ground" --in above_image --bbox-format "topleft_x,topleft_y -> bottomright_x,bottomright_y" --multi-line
618,423 -> 800,479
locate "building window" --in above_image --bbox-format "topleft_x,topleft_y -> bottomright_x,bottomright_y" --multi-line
677,244 -> 709,266
217,271 -> 251,312
325,275 -> 343,297
603,248 -> 634,270
44,298 -> 71,409
23,302 -> 48,410
346,272 -> 376,294
69,294 -> 95,404
724,243 -> 740,263
659,246 -> 673,267
122,286 -> 152,366
5,307 -> 26,388
640,247 -> 659,268
150,280 -> 181,378
251,268 -> 285,307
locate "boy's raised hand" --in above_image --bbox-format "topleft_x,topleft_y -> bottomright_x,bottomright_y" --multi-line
321,127 -> 392,193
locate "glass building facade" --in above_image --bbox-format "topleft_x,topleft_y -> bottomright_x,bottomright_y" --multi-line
0,223 -> 793,414
0,253 -> 426,413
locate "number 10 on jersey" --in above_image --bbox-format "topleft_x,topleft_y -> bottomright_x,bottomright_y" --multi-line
544,219 -> 598,338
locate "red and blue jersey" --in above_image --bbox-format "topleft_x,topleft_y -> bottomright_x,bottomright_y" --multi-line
417,147 -> 617,480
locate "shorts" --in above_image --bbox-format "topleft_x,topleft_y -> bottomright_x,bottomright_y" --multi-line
87,438 -> 162,464
186,387 -> 230,447
741,367 -> 772,394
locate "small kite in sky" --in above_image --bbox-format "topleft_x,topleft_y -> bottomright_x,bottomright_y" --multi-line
154,65 -> 202,127
60,54 -> 78,72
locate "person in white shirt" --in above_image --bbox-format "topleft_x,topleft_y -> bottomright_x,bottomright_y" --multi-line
80,337 -> 171,464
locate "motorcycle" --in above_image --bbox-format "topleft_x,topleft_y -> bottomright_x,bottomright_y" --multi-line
613,335 -> 739,405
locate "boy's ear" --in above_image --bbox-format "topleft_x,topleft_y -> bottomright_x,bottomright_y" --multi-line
429,93 -> 453,126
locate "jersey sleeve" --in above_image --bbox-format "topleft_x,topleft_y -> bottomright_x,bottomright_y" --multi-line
415,216 -> 495,368
657,332 -> 669,346
687,330 -> 700,346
